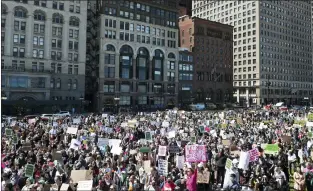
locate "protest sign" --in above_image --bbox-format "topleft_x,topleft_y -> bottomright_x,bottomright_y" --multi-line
197,171 -> 210,184
21,142 -> 32,151
281,135 -> 292,143
28,118 -> 36,124
69,139 -> 81,150
98,138 -> 109,147
222,139 -> 231,146
143,160 -> 151,174
145,131 -> 152,141
225,158 -> 233,170
167,130 -> 176,138
263,144 -> 279,155
73,118 -> 81,124
238,151 -> 249,170
77,180 -> 93,191
139,147 -> 150,153
70,170 -> 93,183
158,145 -> 167,156
248,148 -> 259,162
162,121 -> 169,127
308,113 -> 313,122
168,145 -> 180,153
5,129 -> 13,137
191,136 -> 196,143
67,127 -> 78,135
185,145 -> 207,162
12,134 -> 18,145
157,159 -> 168,175
176,155 -> 184,169
53,151 -> 63,161
25,164 -> 35,178
60,184 -> 70,191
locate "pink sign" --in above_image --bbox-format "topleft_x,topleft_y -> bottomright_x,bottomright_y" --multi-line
185,145 -> 207,162
248,148 -> 259,162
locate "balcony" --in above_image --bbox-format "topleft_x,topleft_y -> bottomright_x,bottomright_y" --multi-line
1,66 -> 53,74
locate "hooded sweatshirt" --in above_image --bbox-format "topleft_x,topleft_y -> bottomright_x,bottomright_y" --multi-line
186,169 -> 197,191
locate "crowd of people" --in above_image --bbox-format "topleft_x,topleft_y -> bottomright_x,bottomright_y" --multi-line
1,107 -> 313,191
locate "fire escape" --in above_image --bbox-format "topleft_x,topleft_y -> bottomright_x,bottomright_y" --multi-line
85,1 -> 100,111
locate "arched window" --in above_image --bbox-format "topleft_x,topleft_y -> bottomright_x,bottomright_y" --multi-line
69,16 -> 79,27
67,79 -> 72,90
168,53 -> 175,59
14,7 -> 27,18
73,79 -> 77,90
56,78 -> 61,89
136,47 -> 149,80
106,44 -> 115,52
154,49 -> 163,58
2,4 -> 8,15
34,10 -> 46,21
50,78 -> 55,88
52,13 -> 63,24
119,45 -> 133,79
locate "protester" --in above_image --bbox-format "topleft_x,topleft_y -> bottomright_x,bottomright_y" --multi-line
1,107 -> 313,191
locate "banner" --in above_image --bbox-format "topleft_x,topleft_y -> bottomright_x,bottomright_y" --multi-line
185,145 -> 207,162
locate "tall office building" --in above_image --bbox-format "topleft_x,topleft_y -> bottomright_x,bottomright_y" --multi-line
193,0 -> 313,106
179,16 -> 233,104
86,0 -> 179,111
1,0 -> 87,114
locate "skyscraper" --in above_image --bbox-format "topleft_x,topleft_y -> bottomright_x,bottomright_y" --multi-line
86,0 -> 179,111
1,0 -> 87,114
193,0 -> 313,106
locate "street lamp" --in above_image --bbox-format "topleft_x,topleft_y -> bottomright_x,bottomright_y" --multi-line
79,95 -> 84,113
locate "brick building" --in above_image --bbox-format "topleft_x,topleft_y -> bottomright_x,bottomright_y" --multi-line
179,16 -> 233,104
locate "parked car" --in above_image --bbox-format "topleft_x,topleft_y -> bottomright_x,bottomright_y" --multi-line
54,111 -> 71,117
206,103 -> 217,110
40,114 -> 56,120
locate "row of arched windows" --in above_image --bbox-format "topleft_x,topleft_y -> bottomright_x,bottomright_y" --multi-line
50,78 -> 78,90
4,4 -> 80,26
105,44 -> 176,59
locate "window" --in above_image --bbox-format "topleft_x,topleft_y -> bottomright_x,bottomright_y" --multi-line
104,66 -> 115,78
67,79 -> 72,90
76,6 -> 80,13
73,79 -> 77,90
74,65 -> 78,74
14,8 -> 27,18
9,76 -> 28,88
69,5 -> 74,12
56,78 -> 61,89
103,84 -> 115,92
39,62 -> 44,71
52,13 -> 63,24
52,26 -> 62,36
68,65 -> 72,74
105,54 -> 115,65
51,63 -> 56,72
34,11 -> 45,21
1,18 -> 5,28
138,96 -> 147,105
50,78 -> 54,88
69,17 -> 79,27
19,48 -> 25,57
57,63 -> 62,73
167,72 -> 175,81
119,96 -> 131,105
167,61 -> 175,70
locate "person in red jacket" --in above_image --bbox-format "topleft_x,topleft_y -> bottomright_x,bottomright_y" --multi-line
162,177 -> 176,191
